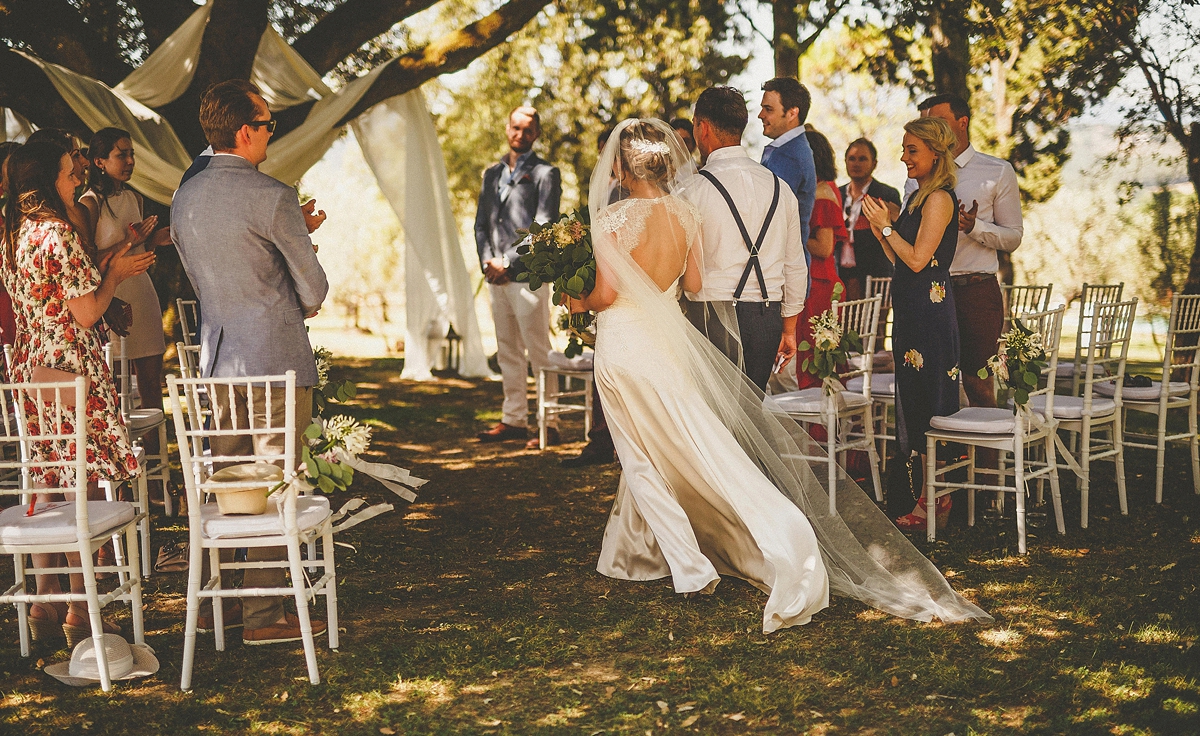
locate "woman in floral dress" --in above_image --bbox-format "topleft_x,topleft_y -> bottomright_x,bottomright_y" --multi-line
861,118 -> 960,530
3,141 -> 155,643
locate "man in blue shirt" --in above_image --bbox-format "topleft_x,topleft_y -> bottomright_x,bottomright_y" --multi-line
758,78 -> 816,250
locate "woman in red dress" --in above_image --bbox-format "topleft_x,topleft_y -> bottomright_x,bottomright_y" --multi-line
795,129 -> 849,389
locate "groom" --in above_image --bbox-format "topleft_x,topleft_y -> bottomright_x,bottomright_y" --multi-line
683,86 -> 808,391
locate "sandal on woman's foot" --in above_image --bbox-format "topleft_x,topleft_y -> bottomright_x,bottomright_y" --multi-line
29,602 -> 67,644
63,607 -> 120,648
895,497 -> 952,531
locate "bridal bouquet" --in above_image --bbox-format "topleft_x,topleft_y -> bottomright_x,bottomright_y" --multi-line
515,211 -> 596,358
798,289 -> 862,396
979,320 -> 1047,409
313,346 -> 357,417
300,415 -> 371,494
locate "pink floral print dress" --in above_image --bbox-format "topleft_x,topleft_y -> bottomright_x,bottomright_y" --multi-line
4,218 -> 138,485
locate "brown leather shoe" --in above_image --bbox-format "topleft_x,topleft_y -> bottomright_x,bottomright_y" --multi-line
197,602 -> 243,633
477,422 -> 527,443
525,427 -> 561,450
243,612 -> 327,646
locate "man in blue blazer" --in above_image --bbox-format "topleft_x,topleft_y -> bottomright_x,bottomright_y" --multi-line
758,78 -> 817,251
474,107 -> 562,446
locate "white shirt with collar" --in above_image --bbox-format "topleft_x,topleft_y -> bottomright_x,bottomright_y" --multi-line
904,143 -> 1023,276
682,145 -> 807,317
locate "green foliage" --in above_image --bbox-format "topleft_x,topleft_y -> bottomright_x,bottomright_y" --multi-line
515,212 -> 597,357
434,0 -> 745,222
979,318 -> 1048,410
1138,186 -> 1198,310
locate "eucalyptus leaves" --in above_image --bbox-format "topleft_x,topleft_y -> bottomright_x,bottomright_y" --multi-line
978,320 -> 1047,409
515,212 -> 597,358
304,346 -> 369,494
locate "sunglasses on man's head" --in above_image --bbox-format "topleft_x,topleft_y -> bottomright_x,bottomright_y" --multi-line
246,119 -> 277,133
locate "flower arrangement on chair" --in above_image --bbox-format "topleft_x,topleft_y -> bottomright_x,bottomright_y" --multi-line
797,286 -> 863,398
979,320 -> 1047,411
514,212 -> 596,358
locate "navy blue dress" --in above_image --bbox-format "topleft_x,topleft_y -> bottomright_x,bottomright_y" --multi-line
892,186 -> 960,455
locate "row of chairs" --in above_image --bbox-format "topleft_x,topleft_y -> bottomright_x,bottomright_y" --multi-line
764,280 -> 1199,554
0,333 -> 337,689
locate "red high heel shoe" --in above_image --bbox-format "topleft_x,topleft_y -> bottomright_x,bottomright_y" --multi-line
895,495 -> 952,531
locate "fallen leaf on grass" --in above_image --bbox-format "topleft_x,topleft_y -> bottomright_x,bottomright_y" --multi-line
656,700 -> 669,713
725,712 -> 746,721
279,691 -> 289,702
668,632 -> 674,641
483,698 -> 494,704
1161,562 -> 1177,571
506,637 -> 521,643
677,702 -> 696,712
379,728 -> 395,735
891,676 -> 899,687
571,688 -> 583,695
681,714 -> 701,727
604,686 -> 615,699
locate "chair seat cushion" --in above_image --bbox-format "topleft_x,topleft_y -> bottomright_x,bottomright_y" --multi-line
846,373 -> 895,397
1056,361 -> 1110,379
199,494 -> 331,540
770,388 -> 871,416
127,408 -> 164,431
0,501 -> 136,545
544,350 -> 593,372
928,407 -> 1017,434
1094,380 -> 1190,401
1021,394 -> 1116,420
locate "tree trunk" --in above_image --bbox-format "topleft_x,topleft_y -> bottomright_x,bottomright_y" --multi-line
773,0 -> 801,78
928,0 -> 971,100
1181,124 -> 1200,296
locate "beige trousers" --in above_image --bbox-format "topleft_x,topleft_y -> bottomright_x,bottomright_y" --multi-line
203,383 -> 313,629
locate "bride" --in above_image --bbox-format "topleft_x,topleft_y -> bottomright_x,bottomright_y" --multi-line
576,119 -> 991,632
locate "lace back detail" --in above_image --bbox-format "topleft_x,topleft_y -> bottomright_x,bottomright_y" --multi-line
595,196 -> 701,255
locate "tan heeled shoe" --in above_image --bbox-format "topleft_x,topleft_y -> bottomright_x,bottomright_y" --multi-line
63,606 -> 120,648
29,602 -> 67,645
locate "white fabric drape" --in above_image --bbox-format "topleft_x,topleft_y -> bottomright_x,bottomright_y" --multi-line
14,0 -> 489,378
2,108 -> 34,141
352,94 -> 491,379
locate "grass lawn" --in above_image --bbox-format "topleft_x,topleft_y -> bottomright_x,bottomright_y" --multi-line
2,358 -> 1198,735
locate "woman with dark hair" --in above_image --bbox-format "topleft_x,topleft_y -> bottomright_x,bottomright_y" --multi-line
2,140 -> 154,644
80,129 -> 170,484
24,128 -> 94,252
793,128 -> 849,389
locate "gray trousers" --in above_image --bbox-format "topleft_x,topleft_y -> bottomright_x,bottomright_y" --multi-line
683,299 -> 783,392
204,384 -> 313,629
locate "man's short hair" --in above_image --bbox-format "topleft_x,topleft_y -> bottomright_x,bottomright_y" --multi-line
200,79 -> 263,150
693,87 -> 748,138
761,78 -> 812,125
509,106 -> 541,131
669,117 -> 693,134
847,137 -> 878,161
917,93 -> 971,121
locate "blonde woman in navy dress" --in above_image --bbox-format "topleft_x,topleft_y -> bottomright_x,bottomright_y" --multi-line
860,117 -> 961,531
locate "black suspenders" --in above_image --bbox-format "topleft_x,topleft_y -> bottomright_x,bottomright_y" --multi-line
698,170 -> 781,301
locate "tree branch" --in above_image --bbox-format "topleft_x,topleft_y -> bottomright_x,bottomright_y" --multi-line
293,0 -> 442,76
336,0 -> 549,125
0,0 -> 132,84
798,0 -> 853,56
127,0 -> 199,54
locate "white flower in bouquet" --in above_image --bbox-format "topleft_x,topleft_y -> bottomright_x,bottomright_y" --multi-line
809,311 -> 842,352
553,222 -> 574,247
322,414 -> 372,457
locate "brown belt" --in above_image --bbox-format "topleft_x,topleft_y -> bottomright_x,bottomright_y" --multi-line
950,272 -> 998,287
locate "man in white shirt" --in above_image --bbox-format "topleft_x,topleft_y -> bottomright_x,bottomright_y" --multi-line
683,86 -> 808,391
907,94 -> 1023,410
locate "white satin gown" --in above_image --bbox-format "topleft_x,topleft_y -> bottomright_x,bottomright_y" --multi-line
592,196 -> 829,633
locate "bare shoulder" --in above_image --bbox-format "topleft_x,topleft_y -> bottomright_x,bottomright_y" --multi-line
923,189 -> 955,221
814,181 -> 838,202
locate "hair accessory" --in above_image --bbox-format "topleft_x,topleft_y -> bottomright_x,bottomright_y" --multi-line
629,139 -> 670,155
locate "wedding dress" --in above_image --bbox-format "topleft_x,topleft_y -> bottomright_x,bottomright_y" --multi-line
589,119 -> 992,633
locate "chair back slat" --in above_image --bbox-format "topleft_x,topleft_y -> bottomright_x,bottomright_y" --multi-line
1002,284 -> 1053,332
865,276 -> 892,310
1164,294 -> 1200,389
1079,299 -> 1138,403
167,372 -> 299,525
831,296 -> 882,392
1007,305 -> 1065,430
177,298 -> 200,347
0,377 -> 89,507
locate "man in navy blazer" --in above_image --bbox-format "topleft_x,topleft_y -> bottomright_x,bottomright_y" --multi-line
758,78 -> 817,250
474,107 -> 562,446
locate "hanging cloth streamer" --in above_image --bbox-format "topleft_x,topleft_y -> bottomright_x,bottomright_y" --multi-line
114,1 -> 214,107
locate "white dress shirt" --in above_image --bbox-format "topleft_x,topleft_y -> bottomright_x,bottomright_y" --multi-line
683,146 -> 808,317
904,144 -> 1023,276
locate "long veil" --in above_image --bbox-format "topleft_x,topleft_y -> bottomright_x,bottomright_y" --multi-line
589,118 -> 991,624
